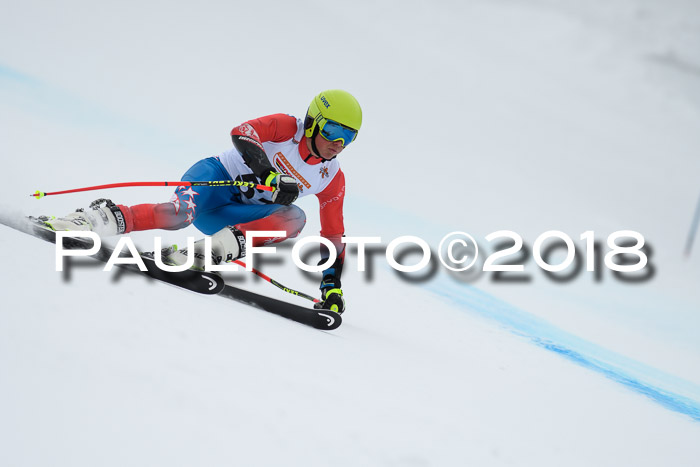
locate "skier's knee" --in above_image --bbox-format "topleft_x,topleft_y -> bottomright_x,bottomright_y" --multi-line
281,205 -> 306,238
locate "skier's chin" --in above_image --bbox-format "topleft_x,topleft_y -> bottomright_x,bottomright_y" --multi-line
323,149 -> 341,160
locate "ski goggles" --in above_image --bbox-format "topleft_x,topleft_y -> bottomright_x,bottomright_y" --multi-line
318,118 -> 358,147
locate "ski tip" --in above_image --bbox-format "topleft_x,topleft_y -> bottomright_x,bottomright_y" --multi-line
314,309 -> 343,330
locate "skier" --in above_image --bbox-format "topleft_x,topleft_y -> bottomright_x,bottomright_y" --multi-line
42,89 -> 362,314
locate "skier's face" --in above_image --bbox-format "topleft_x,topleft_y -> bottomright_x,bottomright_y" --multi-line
314,133 -> 345,160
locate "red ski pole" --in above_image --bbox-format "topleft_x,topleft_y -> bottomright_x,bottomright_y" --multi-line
31,180 -> 274,199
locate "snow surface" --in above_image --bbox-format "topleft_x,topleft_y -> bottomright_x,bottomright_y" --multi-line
1,0 -> 700,465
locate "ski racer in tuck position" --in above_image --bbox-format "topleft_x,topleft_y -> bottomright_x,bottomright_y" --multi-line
41,89 -> 362,314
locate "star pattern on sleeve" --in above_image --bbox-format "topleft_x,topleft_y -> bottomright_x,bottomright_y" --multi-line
180,187 -> 199,198
174,186 -> 201,225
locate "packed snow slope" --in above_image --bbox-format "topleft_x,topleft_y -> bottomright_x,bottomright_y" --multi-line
1,0 -> 700,466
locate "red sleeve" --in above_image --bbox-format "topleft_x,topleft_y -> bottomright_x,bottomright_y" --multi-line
316,169 -> 346,257
231,114 -> 298,144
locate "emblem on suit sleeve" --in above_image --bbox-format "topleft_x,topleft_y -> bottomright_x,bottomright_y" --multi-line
236,123 -> 260,140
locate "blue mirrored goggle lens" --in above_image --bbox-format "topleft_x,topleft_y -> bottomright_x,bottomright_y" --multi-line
320,119 -> 358,147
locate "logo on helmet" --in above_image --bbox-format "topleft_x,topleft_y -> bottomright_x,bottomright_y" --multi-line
320,96 -> 330,108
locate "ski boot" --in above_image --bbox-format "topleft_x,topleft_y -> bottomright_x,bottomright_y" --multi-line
153,226 -> 247,271
36,199 -> 129,236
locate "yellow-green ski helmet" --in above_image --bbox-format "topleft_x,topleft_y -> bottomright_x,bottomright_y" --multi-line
304,90 -> 362,148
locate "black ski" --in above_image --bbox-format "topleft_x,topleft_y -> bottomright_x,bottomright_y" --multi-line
2,217 -> 224,295
1,215 -> 342,330
218,284 -> 342,330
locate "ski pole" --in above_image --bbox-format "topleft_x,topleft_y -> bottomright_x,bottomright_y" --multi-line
31,180 -> 274,199
233,259 -> 321,304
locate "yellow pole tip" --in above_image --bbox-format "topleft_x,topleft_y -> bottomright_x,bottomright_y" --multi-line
32,190 -> 45,199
